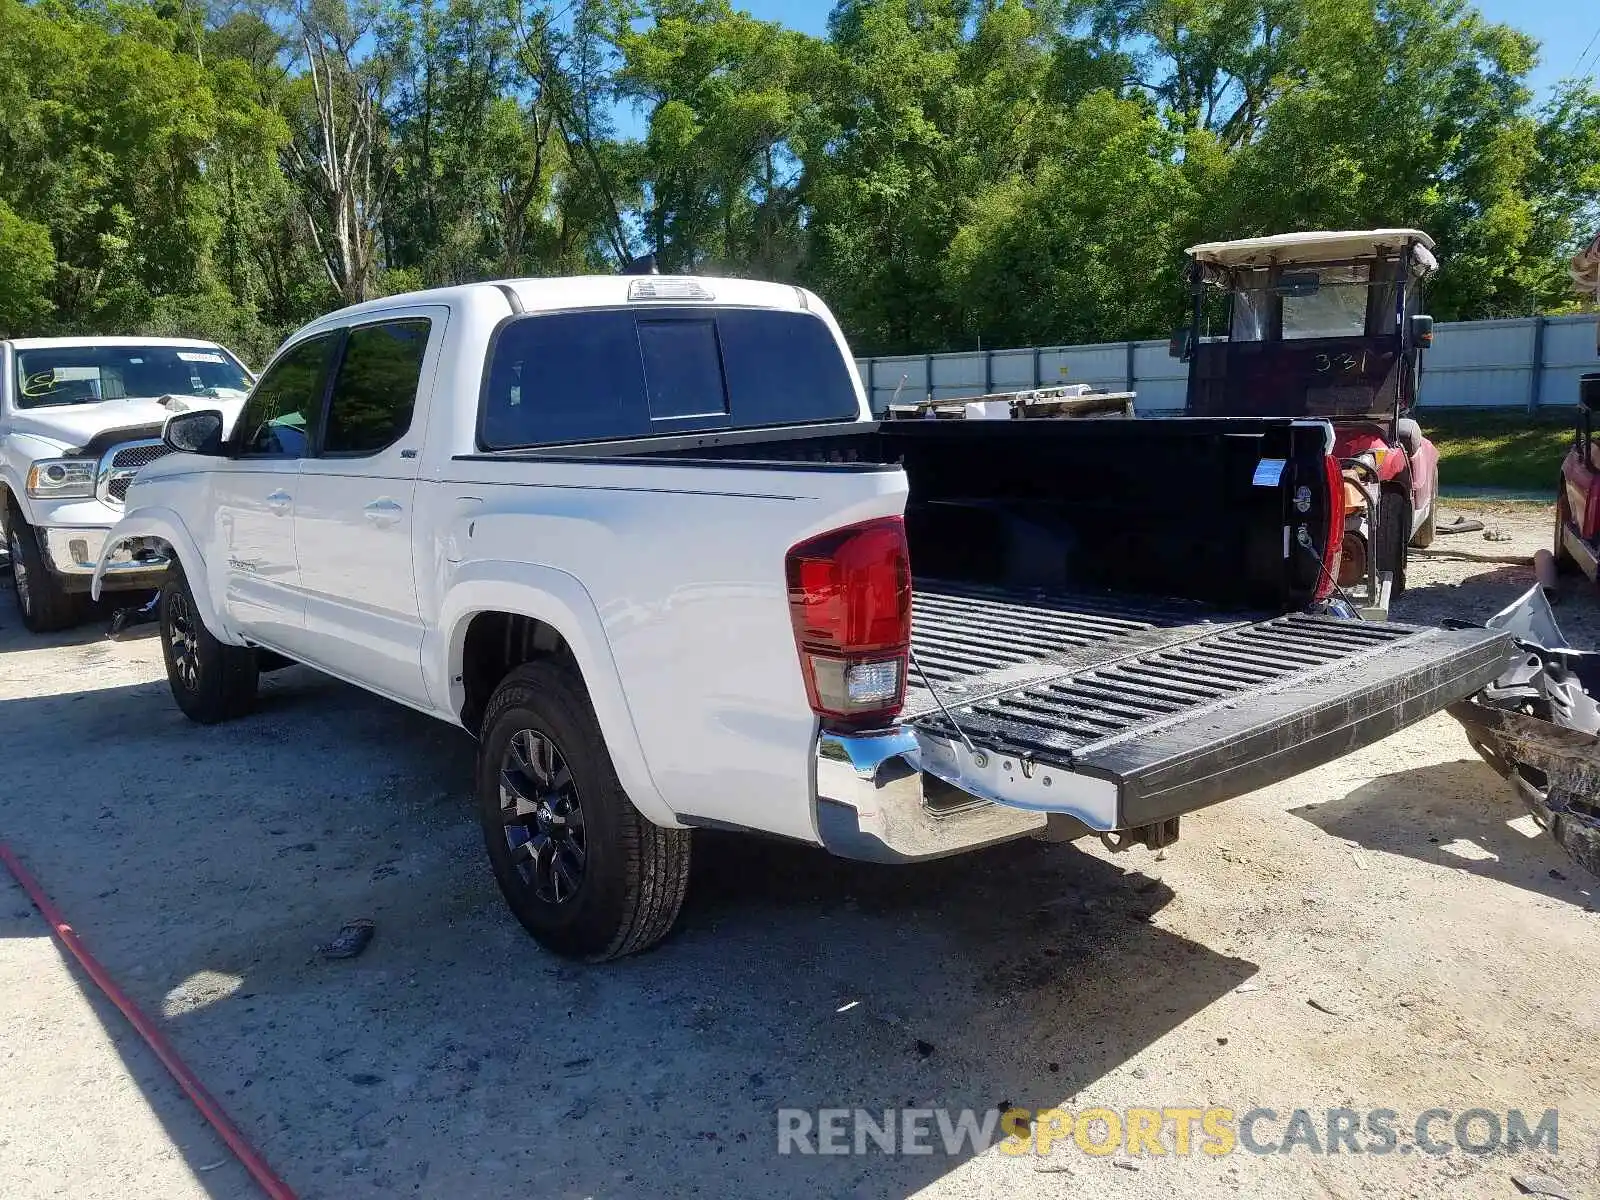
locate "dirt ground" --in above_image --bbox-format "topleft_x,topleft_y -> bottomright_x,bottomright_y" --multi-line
1,502 -> 1597,1200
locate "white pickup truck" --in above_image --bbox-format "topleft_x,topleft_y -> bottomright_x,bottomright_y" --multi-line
0,336 -> 251,631
96,277 -> 1511,961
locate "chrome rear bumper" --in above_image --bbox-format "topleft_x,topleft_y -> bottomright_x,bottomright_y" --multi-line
815,728 -> 1060,863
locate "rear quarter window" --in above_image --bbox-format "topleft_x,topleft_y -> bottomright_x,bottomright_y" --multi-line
479,306 -> 859,449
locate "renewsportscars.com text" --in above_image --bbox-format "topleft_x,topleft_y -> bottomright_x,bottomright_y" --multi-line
776,1106 -> 1560,1158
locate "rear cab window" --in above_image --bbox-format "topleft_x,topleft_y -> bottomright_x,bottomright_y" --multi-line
478,306 -> 859,450
322,319 -> 431,456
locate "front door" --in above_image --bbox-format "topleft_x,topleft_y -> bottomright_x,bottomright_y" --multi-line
293,313 -> 440,705
208,332 -> 338,650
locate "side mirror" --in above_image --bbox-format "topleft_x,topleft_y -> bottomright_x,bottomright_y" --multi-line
1410,313 -> 1434,349
1168,328 -> 1192,359
164,409 -> 226,456
1580,373 -> 1600,412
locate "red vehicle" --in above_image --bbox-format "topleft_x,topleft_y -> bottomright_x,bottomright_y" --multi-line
1173,230 -> 1442,617
1555,231 -> 1600,581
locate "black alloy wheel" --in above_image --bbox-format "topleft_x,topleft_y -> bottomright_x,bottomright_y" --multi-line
166,585 -> 202,693
499,727 -> 589,904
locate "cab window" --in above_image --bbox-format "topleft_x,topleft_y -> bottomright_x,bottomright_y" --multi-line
322,320 -> 431,456
479,307 -> 859,449
236,334 -> 338,458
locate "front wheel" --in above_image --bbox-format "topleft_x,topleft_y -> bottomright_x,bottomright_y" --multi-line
477,662 -> 691,961
5,504 -> 86,633
159,566 -> 258,723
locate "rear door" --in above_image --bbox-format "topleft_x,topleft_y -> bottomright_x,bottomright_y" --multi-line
293,311 -> 442,705
904,582 -> 1510,832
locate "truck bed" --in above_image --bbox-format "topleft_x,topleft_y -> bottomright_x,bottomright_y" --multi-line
906,580 -> 1508,824
466,414 -> 1509,832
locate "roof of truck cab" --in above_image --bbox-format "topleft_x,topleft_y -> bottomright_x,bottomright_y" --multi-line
1185,229 -> 1436,268
5,335 -> 231,351
301,275 -> 816,329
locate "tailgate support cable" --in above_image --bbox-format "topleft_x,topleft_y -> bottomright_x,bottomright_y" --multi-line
1296,529 -> 1363,616
909,647 -> 978,753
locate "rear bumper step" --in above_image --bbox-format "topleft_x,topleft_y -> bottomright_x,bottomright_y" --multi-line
814,584 -> 1512,862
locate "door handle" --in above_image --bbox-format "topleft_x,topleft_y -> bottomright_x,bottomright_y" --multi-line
364,499 -> 404,527
265,490 -> 292,516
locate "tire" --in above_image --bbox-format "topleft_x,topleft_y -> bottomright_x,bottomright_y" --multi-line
4,502 -> 85,633
1411,505 -> 1435,549
159,565 -> 258,723
1554,483 -> 1581,575
477,662 -> 691,961
1376,487 -> 1408,600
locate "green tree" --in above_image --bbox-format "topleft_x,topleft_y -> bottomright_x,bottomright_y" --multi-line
614,0 -> 826,276
0,202 -> 56,335
0,0 -> 1590,353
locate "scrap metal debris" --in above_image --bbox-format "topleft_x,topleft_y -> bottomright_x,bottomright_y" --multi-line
1447,586 -> 1600,880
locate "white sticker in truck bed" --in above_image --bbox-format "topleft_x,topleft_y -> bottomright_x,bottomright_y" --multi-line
1252,458 -> 1286,487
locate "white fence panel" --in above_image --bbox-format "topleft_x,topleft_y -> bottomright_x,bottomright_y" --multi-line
1131,340 -> 1187,413
853,314 -> 1598,414
1542,315 -> 1600,409
1419,319 -> 1536,408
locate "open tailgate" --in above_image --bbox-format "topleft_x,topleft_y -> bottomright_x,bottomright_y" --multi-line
905,583 -> 1512,831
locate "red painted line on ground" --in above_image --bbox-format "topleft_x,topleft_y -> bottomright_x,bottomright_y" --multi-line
0,841 -> 297,1200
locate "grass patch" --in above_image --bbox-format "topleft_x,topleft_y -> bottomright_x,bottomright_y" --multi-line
1421,408 -> 1574,492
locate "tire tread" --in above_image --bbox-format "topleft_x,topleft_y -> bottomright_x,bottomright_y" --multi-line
160,566 -> 258,723
479,664 -> 690,961
5,502 -> 86,633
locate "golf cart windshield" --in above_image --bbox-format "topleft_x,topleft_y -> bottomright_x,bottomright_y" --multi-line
1187,254 -> 1421,422
1232,264 -> 1374,342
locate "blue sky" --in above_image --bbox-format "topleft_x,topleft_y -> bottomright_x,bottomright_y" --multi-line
730,0 -> 1600,97
616,0 -> 1598,132
1476,0 -> 1600,96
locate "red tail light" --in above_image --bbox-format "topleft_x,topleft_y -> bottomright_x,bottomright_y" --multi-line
785,516 -> 912,726
1316,454 -> 1344,601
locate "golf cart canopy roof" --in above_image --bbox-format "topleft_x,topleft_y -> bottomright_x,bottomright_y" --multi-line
1186,229 -> 1437,274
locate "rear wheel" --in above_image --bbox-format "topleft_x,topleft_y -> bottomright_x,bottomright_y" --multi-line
1554,483 -> 1582,575
159,566 -> 258,723
4,503 -> 85,633
1411,505 -> 1436,549
477,662 -> 690,961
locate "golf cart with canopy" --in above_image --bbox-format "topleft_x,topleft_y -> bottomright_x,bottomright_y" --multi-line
1173,229 -> 1442,618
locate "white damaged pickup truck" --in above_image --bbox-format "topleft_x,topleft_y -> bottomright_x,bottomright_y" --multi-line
1,337 -> 251,631
97,277 -> 1512,960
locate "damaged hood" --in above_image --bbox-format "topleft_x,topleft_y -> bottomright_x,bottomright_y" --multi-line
8,394 -> 249,453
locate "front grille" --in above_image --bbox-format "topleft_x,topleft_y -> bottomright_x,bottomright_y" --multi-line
98,439 -> 172,504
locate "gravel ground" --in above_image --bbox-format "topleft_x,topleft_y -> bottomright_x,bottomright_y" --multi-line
1,503 -> 1597,1200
